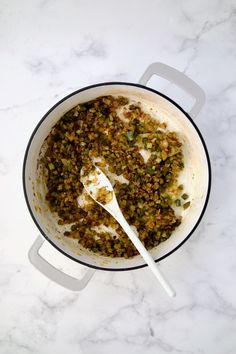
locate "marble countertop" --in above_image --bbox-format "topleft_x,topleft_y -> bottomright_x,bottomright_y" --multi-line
1,0 -> 236,353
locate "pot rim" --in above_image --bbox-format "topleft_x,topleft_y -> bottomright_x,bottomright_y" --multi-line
22,81 -> 212,271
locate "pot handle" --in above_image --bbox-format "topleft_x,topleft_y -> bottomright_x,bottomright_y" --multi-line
28,236 -> 96,291
138,62 -> 205,118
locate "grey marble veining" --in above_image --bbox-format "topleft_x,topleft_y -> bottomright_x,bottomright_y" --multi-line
0,0 -> 236,353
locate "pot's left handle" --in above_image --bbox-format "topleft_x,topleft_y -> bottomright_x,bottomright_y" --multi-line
28,236 -> 96,291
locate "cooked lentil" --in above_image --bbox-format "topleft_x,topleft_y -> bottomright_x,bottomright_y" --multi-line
96,187 -> 113,205
40,95 -> 187,258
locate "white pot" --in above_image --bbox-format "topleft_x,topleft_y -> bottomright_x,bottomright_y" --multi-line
23,63 -> 211,291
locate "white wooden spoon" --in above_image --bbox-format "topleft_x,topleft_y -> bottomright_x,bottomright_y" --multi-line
81,165 -> 176,297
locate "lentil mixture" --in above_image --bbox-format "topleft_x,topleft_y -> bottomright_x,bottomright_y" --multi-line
96,186 -> 113,205
41,95 -> 189,258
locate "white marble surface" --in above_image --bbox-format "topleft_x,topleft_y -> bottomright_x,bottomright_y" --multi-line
0,0 -> 236,353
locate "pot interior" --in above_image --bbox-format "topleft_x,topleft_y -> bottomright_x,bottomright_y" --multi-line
24,83 -> 210,270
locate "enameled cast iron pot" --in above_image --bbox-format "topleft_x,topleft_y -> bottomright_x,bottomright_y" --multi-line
23,63 -> 211,290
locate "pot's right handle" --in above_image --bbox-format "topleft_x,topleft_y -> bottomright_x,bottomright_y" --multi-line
28,236 -> 95,291
139,62 -> 205,118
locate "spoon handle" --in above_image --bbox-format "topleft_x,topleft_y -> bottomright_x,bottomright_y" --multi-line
117,213 -> 176,297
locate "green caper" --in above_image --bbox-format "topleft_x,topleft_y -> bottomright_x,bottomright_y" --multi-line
182,193 -> 189,200
183,201 -> 191,209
